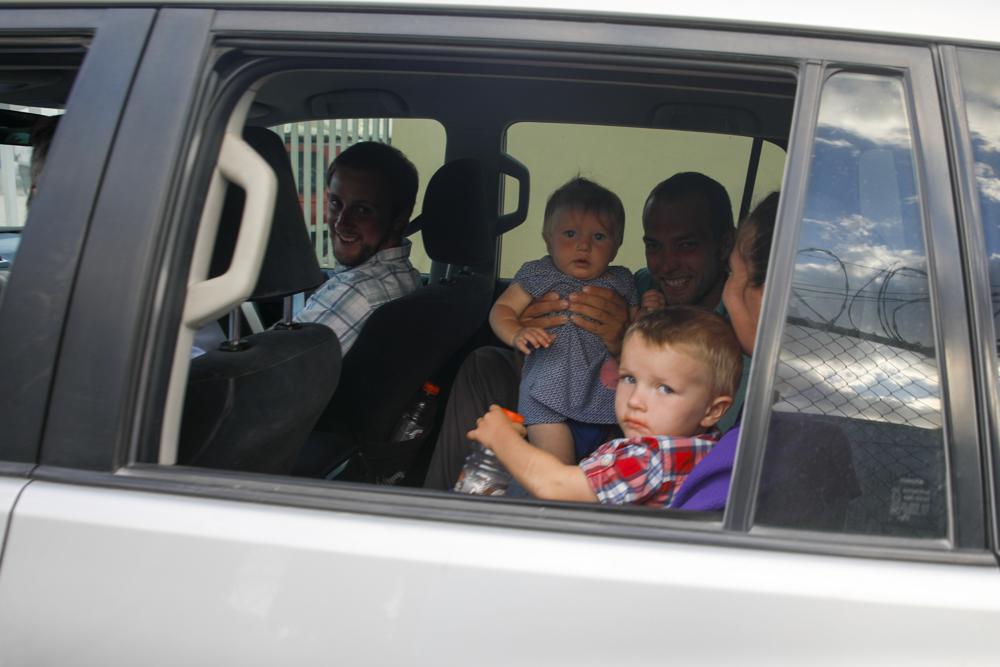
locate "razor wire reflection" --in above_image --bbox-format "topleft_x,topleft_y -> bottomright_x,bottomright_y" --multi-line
774,235 -> 939,430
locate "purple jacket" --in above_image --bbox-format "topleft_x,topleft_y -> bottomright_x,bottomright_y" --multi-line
669,423 -> 739,511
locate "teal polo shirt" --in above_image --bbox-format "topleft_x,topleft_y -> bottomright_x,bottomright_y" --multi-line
633,267 -> 748,433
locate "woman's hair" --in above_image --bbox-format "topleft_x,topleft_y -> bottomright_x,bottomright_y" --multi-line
542,177 -> 626,245
625,305 -> 743,399
736,191 -> 780,288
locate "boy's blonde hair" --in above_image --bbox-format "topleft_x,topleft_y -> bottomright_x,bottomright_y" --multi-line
625,306 -> 743,398
541,177 -> 626,246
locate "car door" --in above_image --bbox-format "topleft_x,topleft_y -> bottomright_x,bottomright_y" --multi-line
1,6 -> 998,665
0,7 -> 154,549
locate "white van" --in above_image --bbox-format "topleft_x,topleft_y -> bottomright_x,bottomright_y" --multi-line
2,1 -> 1000,663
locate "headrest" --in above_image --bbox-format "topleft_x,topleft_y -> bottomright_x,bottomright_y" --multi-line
210,126 -> 325,299
408,158 -> 492,266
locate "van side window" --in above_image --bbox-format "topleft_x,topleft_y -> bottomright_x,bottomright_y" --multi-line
956,49 -> 1000,386
501,122 -> 786,278
755,72 -> 945,538
0,105 -> 64,310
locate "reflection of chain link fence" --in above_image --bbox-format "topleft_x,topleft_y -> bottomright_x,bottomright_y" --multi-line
768,320 -> 945,538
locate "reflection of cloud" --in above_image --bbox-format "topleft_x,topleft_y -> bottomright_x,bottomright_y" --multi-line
818,74 -> 910,149
802,214 -> 927,266
815,137 -> 854,150
797,260 -> 845,275
959,50 -> 1000,102
792,213 -> 931,345
838,243 -> 925,274
968,118 -> 1000,155
960,51 -> 1000,154
975,162 -> 1000,203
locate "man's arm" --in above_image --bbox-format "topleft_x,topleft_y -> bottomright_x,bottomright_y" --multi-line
513,286 -> 629,356
518,291 -> 570,329
467,405 -> 597,502
294,279 -> 370,354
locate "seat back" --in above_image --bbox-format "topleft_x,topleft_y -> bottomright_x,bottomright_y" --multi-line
178,127 -> 341,474
306,157 -> 495,480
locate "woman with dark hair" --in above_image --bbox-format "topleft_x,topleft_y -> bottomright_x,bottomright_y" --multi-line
670,192 -> 779,510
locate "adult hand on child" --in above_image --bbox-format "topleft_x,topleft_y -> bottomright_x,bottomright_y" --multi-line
520,292 -> 570,330
641,288 -> 666,313
467,404 -> 527,450
566,285 -> 629,357
512,326 -> 554,354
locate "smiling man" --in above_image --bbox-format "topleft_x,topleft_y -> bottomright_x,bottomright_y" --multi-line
635,171 -> 735,311
294,141 -> 421,355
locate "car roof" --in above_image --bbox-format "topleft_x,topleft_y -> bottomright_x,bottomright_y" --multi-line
3,0 -> 999,47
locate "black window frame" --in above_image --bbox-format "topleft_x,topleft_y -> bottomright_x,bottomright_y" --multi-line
30,7 -> 991,564
938,45 -> 1000,559
0,7 -> 156,474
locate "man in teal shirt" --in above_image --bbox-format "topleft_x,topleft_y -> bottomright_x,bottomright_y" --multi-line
425,172 -> 748,489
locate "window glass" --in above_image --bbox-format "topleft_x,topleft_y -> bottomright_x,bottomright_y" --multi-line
0,106 -> 32,229
957,49 -> 1000,386
752,140 -> 786,206
0,103 -> 64,309
755,72 -> 945,538
501,122 -> 785,278
272,118 -> 446,274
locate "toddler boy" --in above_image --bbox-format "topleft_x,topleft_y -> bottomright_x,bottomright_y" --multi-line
467,306 -> 742,507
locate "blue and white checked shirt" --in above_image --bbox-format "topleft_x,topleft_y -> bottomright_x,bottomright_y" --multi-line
294,240 -> 420,355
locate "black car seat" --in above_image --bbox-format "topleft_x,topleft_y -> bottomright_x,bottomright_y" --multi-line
177,126 -> 342,474
297,157 -> 495,480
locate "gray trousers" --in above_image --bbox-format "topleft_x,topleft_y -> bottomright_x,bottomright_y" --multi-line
423,346 -> 522,490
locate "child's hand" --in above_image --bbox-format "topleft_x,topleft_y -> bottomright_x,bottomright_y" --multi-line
640,289 -> 666,313
467,405 -> 528,451
512,326 -> 554,354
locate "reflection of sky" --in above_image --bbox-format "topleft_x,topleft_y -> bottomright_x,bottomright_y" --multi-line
960,50 -> 1000,337
960,50 -> 1000,155
793,72 -> 933,349
816,75 -> 912,148
779,72 -> 940,427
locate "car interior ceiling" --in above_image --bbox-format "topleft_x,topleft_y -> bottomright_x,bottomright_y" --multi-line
249,56 -> 796,138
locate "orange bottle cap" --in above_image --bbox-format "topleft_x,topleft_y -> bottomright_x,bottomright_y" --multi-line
422,382 -> 440,396
501,408 -> 525,424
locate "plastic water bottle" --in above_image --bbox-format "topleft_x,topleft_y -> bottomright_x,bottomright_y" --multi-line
390,382 -> 440,444
454,408 -> 523,496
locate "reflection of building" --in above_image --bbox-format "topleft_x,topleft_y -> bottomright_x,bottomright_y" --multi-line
0,140 -> 31,228
0,103 -> 60,228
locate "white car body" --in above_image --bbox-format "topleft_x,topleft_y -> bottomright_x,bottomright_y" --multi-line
1,1 -> 999,664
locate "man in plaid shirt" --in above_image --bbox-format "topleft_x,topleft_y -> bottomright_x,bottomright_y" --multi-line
295,142 -> 421,355
467,307 -> 742,507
